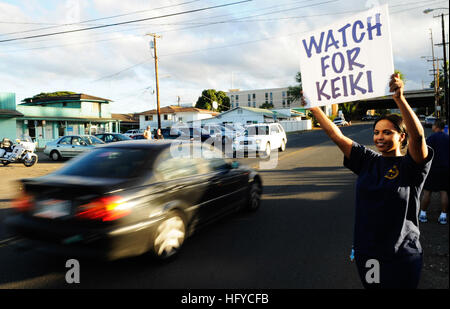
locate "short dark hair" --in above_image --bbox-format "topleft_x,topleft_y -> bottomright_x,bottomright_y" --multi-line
433,119 -> 445,130
373,114 -> 408,148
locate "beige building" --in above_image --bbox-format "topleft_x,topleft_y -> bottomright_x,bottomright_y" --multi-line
227,87 -> 296,110
138,105 -> 218,129
227,87 -> 336,116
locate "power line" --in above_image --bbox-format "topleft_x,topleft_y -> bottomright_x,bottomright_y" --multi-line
5,0 -> 444,85
0,0 -> 252,43
0,0 -> 323,47
0,0 -> 336,50
90,1 -> 423,83
0,0 -> 203,37
156,0 -> 338,35
1,0 -> 341,53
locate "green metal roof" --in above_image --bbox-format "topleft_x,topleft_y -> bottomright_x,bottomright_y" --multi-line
0,109 -> 24,118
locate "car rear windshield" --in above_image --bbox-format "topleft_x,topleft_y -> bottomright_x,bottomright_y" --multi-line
54,148 -> 153,179
82,136 -> 105,145
245,126 -> 269,136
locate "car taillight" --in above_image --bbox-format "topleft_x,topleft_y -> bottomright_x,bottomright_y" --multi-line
11,193 -> 33,212
76,196 -> 131,222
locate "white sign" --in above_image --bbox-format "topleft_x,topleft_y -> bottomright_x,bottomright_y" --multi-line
299,4 -> 394,108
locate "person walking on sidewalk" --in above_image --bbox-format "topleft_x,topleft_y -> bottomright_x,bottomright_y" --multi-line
307,73 -> 433,289
419,119 -> 449,225
144,125 -> 152,140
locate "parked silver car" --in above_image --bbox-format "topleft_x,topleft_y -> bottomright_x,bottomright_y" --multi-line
333,117 -> 349,126
424,116 -> 437,128
43,135 -> 105,161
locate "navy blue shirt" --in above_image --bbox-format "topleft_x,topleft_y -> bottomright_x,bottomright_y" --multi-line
344,142 -> 433,259
426,132 -> 449,170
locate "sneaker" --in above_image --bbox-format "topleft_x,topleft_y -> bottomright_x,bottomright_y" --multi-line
438,216 -> 447,225
419,213 -> 428,223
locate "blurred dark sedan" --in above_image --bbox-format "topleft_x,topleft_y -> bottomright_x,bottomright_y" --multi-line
172,127 -> 212,142
95,133 -> 132,143
131,134 -> 148,140
5,141 -> 262,261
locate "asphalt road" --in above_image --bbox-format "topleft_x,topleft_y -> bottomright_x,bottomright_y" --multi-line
0,123 -> 446,289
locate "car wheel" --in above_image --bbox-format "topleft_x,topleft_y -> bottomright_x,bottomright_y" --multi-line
260,142 -> 271,158
50,151 -> 61,161
152,211 -> 186,260
1,160 -> 10,166
279,139 -> 286,152
246,180 -> 262,212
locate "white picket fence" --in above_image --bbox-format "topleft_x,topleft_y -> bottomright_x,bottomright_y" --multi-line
279,119 -> 312,132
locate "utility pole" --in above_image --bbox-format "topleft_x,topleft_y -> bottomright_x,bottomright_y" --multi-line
440,13 -> 448,124
430,29 -> 440,116
425,8 -> 449,123
147,33 -> 162,130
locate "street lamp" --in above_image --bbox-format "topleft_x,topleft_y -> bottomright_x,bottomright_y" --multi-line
424,8 -> 449,123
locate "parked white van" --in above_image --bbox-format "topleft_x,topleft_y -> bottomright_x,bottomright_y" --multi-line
233,123 -> 287,157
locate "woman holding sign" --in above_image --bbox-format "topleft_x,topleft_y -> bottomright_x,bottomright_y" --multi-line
308,74 -> 433,289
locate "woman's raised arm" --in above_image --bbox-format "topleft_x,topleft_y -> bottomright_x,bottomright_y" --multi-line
389,74 -> 428,164
309,106 -> 354,159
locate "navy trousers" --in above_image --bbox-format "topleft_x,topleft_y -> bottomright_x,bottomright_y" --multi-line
355,254 -> 423,289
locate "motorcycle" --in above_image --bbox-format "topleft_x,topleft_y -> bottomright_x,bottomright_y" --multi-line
0,135 -> 38,167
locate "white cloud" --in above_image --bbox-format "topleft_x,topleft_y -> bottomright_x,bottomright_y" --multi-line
0,0 -> 448,114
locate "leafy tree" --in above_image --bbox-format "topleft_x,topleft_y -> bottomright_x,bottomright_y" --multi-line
339,102 -> 359,121
394,69 -> 405,82
216,91 -> 230,112
24,91 -> 77,102
287,72 -> 303,103
430,61 -> 448,92
195,89 -> 230,112
259,102 -> 274,109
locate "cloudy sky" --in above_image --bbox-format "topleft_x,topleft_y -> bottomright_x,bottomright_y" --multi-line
0,0 -> 448,114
